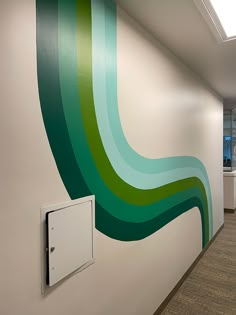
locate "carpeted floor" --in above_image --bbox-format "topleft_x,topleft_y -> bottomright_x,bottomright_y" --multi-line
162,213 -> 236,315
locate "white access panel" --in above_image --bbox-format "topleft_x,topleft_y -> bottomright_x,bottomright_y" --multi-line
46,198 -> 94,287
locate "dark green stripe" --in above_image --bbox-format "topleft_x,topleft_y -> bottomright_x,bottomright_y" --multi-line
75,0 -> 209,207
98,196 -> 204,241
36,0 -> 90,199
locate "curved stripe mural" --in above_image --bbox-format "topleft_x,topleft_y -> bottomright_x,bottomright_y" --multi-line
36,0 -> 213,247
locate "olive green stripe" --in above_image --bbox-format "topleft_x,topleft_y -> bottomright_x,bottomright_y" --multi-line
57,0 -> 209,224
74,0 -> 209,243
75,0 -> 209,207
56,0 -> 209,228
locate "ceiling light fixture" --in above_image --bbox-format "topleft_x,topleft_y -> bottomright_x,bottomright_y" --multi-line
209,0 -> 236,37
195,0 -> 236,42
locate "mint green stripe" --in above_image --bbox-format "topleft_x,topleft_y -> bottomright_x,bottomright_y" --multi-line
91,0 -> 209,190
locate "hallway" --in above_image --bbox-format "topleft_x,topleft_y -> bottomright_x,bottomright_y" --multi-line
162,213 -> 236,314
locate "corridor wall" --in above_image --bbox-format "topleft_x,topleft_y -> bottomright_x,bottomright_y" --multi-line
0,0 -> 223,314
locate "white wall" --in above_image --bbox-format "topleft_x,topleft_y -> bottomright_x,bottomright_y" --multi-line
0,1 -> 223,315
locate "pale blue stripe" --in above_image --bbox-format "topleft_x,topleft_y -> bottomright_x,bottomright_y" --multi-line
91,0 -> 213,237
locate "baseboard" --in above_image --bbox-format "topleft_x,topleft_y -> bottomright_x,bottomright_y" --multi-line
153,223 -> 224,315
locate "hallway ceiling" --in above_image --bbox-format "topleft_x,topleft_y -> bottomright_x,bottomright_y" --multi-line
117,0 -> 236,102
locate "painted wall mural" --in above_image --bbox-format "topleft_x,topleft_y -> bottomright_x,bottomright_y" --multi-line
36,0 -> 213,247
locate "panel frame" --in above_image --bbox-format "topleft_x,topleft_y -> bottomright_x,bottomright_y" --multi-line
40,195 -> 95,294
